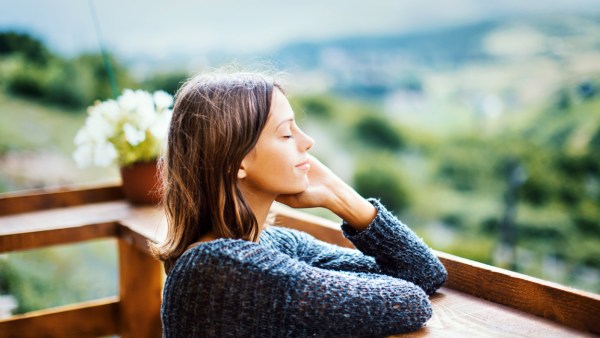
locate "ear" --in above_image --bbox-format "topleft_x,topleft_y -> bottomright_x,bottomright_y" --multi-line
237,161 -> 247,179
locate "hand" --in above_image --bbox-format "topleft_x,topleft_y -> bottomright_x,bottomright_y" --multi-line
276,154 -> 377,230
275,154 -> 340,210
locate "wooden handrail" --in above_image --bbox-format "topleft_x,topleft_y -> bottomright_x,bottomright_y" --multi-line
0,222 -> 119,254
0,183 -> 124,216
0,185 -> 599,337
0,298 -> 119,338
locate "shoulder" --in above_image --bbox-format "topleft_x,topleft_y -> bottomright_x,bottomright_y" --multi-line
166,237 -> 305,284
170,239 -> 266,272
260,225 -> 316,256
261,225 -> 311,245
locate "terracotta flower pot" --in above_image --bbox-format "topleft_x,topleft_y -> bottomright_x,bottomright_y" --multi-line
119,161 -> 161,205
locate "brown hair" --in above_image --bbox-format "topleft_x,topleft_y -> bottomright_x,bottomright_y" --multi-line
150,72 -> 282,273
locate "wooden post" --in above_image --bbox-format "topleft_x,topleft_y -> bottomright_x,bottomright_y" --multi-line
118,233 -> 163,338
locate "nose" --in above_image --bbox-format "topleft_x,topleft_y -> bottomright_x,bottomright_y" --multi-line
298,129 -> 315,152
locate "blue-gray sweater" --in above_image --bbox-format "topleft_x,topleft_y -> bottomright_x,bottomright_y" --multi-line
162,199 -> 447,337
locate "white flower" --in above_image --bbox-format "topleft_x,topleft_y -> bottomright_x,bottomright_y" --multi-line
136,91 -> 157,129
99,100 -> 120,121
73,141 -> 118,168
136,106 -> 156,130
85,109 -> 114,142
135,90 -> 155,108
149,109 -> 172,140
153,90 -> 174,110
118,89 -> 138,111
93,142 -> 118,167
74,127 -> 91,146
123,123 -> 146,146
73,143 -> 93,168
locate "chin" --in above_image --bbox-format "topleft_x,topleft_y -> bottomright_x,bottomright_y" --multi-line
288,179 -> 309,194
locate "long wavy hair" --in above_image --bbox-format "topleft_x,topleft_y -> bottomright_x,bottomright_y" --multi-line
150,72 -> 282,273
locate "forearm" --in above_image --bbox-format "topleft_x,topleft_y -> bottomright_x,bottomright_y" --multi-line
341,199 -> 447,295
327,181 -> 376,231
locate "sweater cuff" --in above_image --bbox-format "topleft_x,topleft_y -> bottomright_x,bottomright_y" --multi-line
340,198 -> 413,253
341,198 -> 391,239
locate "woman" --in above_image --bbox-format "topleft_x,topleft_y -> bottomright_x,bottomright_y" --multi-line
151,72 -> 447,337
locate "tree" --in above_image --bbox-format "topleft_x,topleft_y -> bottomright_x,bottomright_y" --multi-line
354,115 -> 404,151
0,31 -> 51,65
353,161 -> 410,213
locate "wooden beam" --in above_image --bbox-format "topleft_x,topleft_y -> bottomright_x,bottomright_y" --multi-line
118,217 -> 165,253
0,297 -> 119,338
0,222 -> 119,254
437,251 -> 600,334
271,203 -> 354,248
0,184 -> 124,216
118,236 -> 163,338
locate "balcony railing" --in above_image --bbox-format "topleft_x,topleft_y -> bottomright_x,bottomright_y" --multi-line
0,185 -> 599,337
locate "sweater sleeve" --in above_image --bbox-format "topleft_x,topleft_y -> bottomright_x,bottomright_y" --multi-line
291,198 -> 447,295
162,240 -> 432,338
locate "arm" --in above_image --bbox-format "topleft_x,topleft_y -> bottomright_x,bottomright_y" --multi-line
269,200 -> 446,295
339,198 -> 447,295
163,240 -> 432,337
276,155 -> 447,295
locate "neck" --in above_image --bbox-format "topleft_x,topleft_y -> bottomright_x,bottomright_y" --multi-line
239,186 -> 276,240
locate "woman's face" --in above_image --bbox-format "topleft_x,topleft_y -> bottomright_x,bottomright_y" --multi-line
238,89 -> 315,197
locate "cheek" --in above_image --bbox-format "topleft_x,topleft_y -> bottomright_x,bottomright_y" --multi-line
261,142 -> 294,168
250,143 -> 308,193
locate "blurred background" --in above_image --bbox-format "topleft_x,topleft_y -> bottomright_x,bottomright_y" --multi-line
1,0 -> 599,317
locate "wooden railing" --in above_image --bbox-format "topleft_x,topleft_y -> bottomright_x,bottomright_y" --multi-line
0,185 -> 162,338
0,185 -> 599,337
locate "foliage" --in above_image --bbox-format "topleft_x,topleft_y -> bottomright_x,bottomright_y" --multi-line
0,91 -> 87,153
0,31 -> 51,65
1,31 -> 137,109
354,115 -> 405,151
353,157 -> 411,213
142,71 -> 189,96
5,58 -> 94,108
293,94 -> 336,119
6,63 -> 47,98
434,136 -> 497,191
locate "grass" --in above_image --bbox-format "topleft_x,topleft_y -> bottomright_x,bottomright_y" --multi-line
0,239 -> 118,314
0,92 -> 119,193
0,92 -> 86,154
0,93 -> 86,155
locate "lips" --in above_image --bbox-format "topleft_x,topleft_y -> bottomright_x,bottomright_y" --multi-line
295,159 -> 310,170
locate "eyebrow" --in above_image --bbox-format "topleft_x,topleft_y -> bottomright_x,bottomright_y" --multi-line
276,118 -> 294,129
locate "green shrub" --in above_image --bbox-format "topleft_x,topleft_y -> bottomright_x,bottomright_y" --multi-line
74,53 -> 136,102
0,31 -> 51,65
354,115 -> 404,151
573,200 -> 600,236
142,71 -> 189,96
44,61 -> 88,108
353,160 -> 411,213
297,95 -> 335,119
6,65 -> 46,98
435,138 -> 497,192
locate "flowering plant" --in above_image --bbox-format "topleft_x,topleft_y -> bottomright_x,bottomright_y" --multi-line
73,89 -> 173,168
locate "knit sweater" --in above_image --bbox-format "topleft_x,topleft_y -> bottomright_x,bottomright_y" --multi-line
161,199 -> 447,338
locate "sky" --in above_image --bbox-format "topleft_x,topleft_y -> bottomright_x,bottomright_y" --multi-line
1,0 -> 600,61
